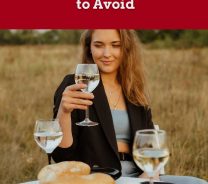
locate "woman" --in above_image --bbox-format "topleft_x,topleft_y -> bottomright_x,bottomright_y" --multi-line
52,30 -> 207,183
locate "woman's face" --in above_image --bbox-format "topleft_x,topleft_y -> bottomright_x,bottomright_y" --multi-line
90,29 -> 122,75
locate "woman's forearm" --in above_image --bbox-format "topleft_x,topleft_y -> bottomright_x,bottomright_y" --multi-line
54,83 -> 94,148
57,109 -> 73,148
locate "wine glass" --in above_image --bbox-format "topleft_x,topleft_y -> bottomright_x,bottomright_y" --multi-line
75,64 -> 100,126
34,119 -> 63,164
133,129 -> 169,184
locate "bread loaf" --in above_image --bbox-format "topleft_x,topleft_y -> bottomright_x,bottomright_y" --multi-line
38,161 -> 115,184
41,173 -> 115,184
38,161 -> 91,184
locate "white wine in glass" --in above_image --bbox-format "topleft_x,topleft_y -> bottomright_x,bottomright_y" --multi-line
133,129 -> 169,184
75,64 -> 100,126
34,119 -> 63,164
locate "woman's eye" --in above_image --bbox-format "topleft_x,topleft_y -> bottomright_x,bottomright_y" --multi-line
112,45 -> 121,48
94,44 -> 103,48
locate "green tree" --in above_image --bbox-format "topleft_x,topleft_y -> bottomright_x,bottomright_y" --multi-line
0,30 -> 13,44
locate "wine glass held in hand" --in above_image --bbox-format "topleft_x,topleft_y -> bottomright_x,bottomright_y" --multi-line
34,119 -> 63,164
133,129 -> 170,184
75,64 -> 100,126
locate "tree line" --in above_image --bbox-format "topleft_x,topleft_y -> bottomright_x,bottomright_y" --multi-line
0,30 -> 208,48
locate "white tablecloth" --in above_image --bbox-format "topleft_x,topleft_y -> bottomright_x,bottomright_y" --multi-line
20,177 -> 150,184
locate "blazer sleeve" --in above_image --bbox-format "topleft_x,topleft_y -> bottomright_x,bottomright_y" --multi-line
53,75 -> 71,119
51,74 -> 81,162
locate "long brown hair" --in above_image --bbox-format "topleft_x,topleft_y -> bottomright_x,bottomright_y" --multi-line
80,30 -> 150,107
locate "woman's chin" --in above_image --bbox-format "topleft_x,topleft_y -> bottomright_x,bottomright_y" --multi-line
98,65 -> 119,74
100,68 -> 118,75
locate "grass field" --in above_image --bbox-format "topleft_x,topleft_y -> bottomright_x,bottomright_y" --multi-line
0,45 -> 207,183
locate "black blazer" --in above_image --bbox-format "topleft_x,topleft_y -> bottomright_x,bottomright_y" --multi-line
51,74 -> 154,175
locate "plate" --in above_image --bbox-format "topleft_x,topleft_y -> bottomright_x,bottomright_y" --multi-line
116,178 -> 172,184
91,167 -> 121,179
116,177 -> 149,184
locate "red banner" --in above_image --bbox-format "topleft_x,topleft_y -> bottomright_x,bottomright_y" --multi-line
0,0 -> 208,28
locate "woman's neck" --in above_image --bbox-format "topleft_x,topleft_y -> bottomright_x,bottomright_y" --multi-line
101,72 -> 119,87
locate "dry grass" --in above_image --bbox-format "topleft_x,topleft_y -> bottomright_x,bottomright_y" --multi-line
0,45 -> 207,183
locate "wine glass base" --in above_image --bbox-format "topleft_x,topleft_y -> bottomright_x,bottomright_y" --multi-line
76,120 -> 99,127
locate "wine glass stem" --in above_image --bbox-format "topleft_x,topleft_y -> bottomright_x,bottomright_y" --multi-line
48,153 -> 52,165
85,106 -> 90,121
149,177 -> 154,184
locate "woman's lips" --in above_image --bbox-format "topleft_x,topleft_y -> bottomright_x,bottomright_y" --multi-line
102,61 -> 112,65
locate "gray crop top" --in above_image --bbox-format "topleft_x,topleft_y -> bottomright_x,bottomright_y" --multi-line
111,109 -> 131,143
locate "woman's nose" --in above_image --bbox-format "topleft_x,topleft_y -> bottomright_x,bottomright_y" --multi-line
103,47 -> 111,57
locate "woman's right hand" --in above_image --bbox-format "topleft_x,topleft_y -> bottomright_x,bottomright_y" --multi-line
56,83 -> 93,148
60,83 -> 94,114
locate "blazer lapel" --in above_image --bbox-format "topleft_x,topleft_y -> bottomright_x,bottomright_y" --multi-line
125,99 -> 144,141
92,80 -> 145,159
93,80 -> 119,159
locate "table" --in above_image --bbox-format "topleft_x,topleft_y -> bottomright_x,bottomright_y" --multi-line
20,177 -> 150,184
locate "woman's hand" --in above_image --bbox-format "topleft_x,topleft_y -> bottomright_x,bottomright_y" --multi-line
57,83 -> 94,148
60,83 -> 94,113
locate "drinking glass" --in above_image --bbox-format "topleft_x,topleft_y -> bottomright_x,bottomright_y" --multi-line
34,119 -> 63,164
75,64 -> 100,126
133,129 -> 170,184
